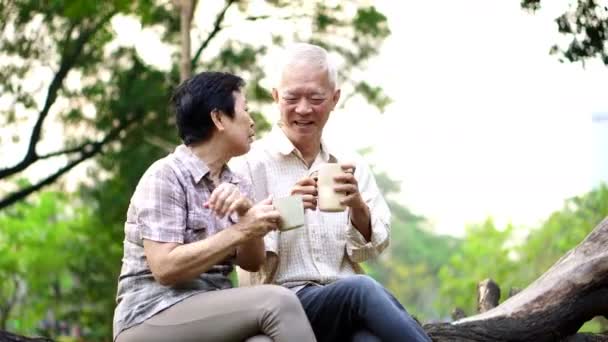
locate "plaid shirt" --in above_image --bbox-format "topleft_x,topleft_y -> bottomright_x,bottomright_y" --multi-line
230,126 -> 391,290
113,145 -> 252,339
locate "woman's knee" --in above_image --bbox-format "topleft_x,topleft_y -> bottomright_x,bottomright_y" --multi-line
256,285 -> 302,312
244,335 -> 273,342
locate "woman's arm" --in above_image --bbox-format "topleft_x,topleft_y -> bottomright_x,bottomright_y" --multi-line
232,197 -> 277,271
145,198 -> 280,286
235,237 -> 266,272
205,183 -> 273,272
144,224 -> 247,286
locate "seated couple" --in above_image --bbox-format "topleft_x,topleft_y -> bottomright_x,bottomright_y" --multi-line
113,43 -> 431,342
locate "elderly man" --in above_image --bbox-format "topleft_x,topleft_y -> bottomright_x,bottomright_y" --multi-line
231,44 -> 431,342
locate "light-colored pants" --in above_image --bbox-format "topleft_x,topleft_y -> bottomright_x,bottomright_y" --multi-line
116,285 -> 316,342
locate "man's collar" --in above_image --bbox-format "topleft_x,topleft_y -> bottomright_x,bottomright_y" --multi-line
174,145 -> 239,184
267,125 -> 335,163
269,125 -> 296,156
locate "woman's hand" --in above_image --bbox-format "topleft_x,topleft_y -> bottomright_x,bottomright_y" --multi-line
236,197 -> 281,239
204,183 -> 252,218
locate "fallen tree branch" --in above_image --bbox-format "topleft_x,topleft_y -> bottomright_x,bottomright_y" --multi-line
424,217 -> 608,341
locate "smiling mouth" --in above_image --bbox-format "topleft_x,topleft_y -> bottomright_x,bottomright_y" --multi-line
294,121 -> 314,126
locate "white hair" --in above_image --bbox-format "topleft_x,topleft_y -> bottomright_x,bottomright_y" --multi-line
275,43 -> 338,89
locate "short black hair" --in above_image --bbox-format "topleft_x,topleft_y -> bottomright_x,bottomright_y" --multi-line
171,71 -> 245,145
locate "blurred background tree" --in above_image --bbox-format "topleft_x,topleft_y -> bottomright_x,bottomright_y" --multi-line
364,169 -> 460,320
0,0 -> 392,339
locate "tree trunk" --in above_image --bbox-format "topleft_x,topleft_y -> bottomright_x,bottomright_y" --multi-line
424,217 -> 608,341
178,0 -> 196,82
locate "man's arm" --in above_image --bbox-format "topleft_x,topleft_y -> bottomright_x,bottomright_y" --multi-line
347,191 -> 372,242
335,159 -> 391,263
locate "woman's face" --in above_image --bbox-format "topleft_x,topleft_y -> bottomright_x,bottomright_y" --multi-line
223,91 -> 255,157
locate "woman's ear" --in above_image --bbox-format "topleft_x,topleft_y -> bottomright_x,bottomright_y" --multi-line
210,109 -> 225,132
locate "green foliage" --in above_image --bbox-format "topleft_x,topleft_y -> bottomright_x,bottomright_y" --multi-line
355,82 -> 392,112
438,220 -> 516,316
521,0 -> 608,65
0,191 -> 120,338
516,183 -> 608,286
353,6 -> 390,37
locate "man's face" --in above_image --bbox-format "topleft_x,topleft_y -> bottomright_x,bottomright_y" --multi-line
273,63 -> 340,144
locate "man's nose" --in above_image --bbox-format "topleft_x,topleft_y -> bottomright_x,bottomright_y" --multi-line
295,99 -> 312,114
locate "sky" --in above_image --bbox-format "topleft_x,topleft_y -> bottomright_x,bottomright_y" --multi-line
2,0 -> 607,236
324,0 -> 608,235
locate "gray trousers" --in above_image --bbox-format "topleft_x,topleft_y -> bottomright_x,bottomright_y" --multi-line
116,285 -> 316,342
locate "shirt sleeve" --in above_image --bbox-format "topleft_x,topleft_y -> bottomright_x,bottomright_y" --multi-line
345,158 -> 391,263
237,174 -> 256,203
230,154 -> 267,203
135,163 -> 187,244
229,154 -> 278,255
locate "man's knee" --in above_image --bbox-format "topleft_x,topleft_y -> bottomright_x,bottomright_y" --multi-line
351,329 -> 382,342
340,275 -> 382,293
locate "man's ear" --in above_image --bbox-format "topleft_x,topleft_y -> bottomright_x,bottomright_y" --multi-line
271,88 -> 279,103
210,109 -> 225,132
331,88 -> 341,110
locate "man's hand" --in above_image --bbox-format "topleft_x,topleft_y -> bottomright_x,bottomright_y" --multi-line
236,197 -> 281,239
204,183 -> 252,218
334,163 -> 372,240
290,176 -> 318,210
333,163 -> 365,209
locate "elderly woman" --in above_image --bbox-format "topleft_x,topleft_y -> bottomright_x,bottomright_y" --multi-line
113,72 -> 316,342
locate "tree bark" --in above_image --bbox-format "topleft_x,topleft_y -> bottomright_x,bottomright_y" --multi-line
178,0 -> 197,82
424,217 -> 608,341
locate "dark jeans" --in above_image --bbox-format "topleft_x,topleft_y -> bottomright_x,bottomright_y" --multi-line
296,275 -> 431,342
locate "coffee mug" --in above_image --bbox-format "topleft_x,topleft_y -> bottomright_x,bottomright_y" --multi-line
273,195 -> 305,231
316,163 -> 347,212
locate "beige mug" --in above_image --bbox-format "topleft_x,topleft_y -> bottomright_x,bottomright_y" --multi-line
274,195 -> 305,231
315,163 -> 347,212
